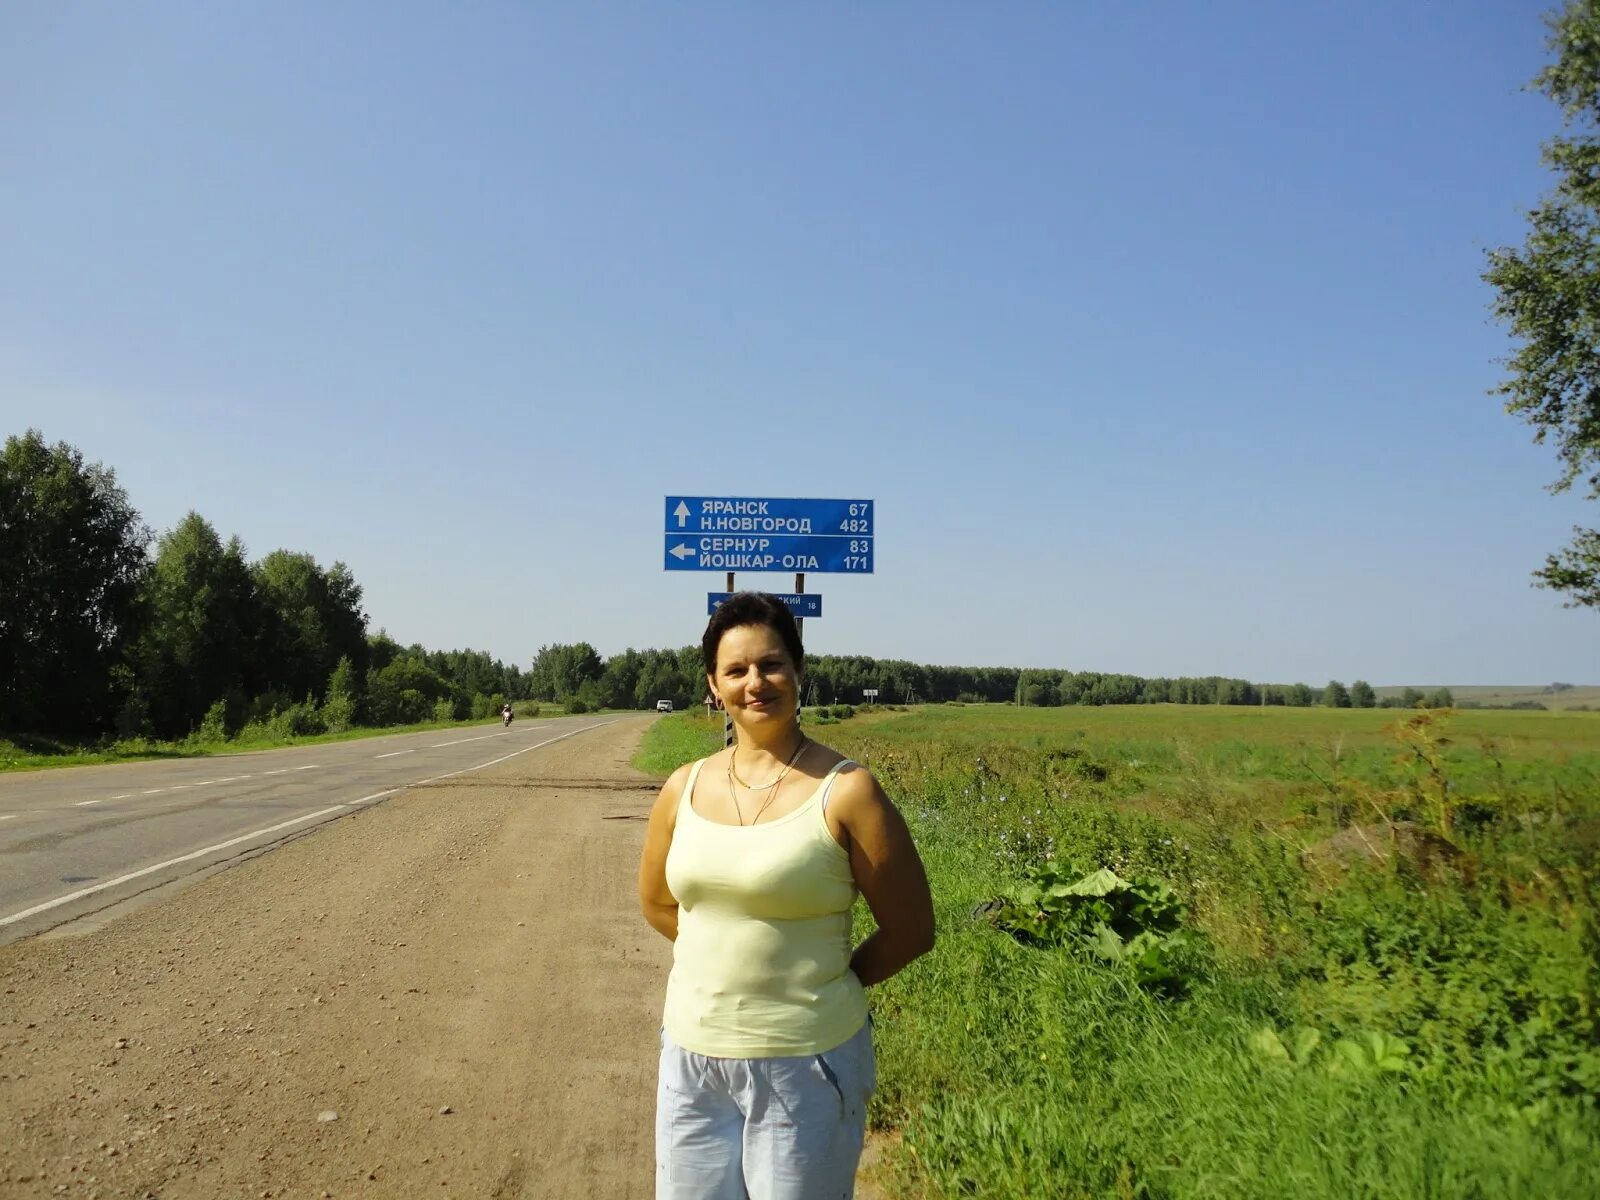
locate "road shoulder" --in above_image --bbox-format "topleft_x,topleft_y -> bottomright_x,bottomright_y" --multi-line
0,718 -> 668,1199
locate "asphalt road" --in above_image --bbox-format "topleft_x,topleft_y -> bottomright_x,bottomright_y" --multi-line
0,714 -> 634,944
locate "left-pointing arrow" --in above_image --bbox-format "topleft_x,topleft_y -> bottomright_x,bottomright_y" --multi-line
670,543 -> 697,560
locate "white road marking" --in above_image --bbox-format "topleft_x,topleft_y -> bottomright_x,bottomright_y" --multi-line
75,800 -> 103,807
430,734 -> 498,748
0,804 -> 352,928
1,717 -> 620,933
0,814 -> 16,821
374,750 -> 414,759
111,794 -> 132,800
293,765 -> 320,771
415,720 -> 619,786
194,781 -> 219,787
143,789 -> 164,795
264,769 -> 290,776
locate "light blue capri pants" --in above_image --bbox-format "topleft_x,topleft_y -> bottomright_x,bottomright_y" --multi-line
656,1021 -> 876,1200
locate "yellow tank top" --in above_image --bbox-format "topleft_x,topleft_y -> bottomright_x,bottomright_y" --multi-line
662,756 -> 869,1057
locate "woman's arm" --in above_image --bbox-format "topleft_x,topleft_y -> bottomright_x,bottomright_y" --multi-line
833,769 -> 935,987
637,765 -> 686,941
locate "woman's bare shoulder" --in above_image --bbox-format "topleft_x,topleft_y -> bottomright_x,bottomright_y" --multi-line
650,756 -> 705,825
795,738 -> 865,779
822,755 -> 887,807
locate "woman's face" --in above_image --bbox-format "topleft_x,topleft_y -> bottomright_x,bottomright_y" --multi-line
709,623 -> 799,729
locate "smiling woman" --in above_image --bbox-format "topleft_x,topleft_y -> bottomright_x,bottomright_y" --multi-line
637,591 -> 934,1199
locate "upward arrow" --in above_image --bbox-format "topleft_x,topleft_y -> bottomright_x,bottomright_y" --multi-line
674,501 -> 691,527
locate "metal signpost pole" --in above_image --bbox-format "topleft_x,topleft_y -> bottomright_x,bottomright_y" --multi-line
725,571 -> 735,747
794,572 -> 805,724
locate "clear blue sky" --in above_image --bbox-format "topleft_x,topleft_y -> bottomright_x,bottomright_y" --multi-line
3,1 -> 1596,685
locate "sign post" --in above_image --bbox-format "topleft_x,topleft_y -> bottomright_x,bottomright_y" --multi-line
663,496 -> 875,749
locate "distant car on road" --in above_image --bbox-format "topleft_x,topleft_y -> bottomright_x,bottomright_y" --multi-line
656,700 -> 674,713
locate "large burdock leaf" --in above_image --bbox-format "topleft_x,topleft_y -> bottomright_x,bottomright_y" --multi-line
1329,1037 -> 1374,1076
1365,1031 -> 1411,1073
1250,1026 -> 1325,1068
1062,867 -> 1129,896
1328,1032 -> 1411,1077
1088,922 -> 1126,962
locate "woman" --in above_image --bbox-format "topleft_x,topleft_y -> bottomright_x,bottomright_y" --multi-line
638,591 -> 935,1200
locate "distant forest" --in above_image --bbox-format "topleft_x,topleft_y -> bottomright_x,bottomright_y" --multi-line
3,431 -> 1448,745
528,644 -> 1449,714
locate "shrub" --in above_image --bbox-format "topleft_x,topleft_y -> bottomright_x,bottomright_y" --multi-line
244,690 -> 294,726
325,656 -> 360,717
114,690 -> 151,739
433,697 -> 457,723
193,699 -> 229,744
322,692 -> 355,733
394,688 -> 432,725
270,697 -> 326,737
566,698 -> 591,714
234,719 -> 273,743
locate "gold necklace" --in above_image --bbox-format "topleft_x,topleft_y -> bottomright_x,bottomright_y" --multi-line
726,735 -> 807,826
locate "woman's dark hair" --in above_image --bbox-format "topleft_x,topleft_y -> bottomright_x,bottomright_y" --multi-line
701,592 -> 804,677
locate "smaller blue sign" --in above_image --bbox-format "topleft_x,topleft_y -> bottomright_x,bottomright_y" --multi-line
708,592 -> 821,619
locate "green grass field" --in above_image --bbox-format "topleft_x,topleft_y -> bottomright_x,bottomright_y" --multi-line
637,703 -> 1600,1199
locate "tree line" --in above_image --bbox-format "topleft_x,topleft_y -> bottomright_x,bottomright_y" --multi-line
4,430 -> 1454,746
1,431 -> 531,742
1012,672 -> 1451,710
526,644 -> 1450,712
523,643 -> 1031,711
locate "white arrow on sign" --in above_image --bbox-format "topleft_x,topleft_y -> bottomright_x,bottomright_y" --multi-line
669,543 -> 697,561
674,501 -> 691,528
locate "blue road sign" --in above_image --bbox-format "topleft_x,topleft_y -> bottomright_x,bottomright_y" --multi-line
708,592 -> 821,618
665,496 -> 873,538
664,533 -> 873,574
